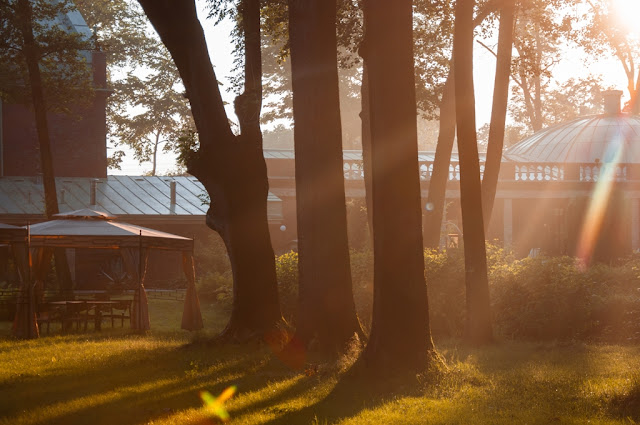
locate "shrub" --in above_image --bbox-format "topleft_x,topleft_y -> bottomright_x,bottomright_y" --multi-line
350,249 -> 373,331
195,271 -> 233,304
193,234 -> 640,342
275,251 -> 299,323
424,247 -> 466,337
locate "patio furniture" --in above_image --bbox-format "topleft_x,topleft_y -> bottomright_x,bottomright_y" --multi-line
10,209 -> 203,339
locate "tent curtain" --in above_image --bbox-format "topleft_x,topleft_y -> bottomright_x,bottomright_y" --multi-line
11,242 -> 37,339
181,251 -> 203,331
121,247 -> 150,330
32,247 -> 52,303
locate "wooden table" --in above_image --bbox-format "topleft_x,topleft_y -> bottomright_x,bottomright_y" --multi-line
89,300 -> 130,330
46,301 -> 94,331
43,300 -> 131,331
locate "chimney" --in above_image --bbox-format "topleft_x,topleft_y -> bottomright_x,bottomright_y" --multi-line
169,181 -> 177,215
170,181 -> 177,205
603,90 -> 623,115
90,179 -> 98,206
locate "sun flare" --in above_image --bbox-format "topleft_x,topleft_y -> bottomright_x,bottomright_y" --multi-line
612,0 -> 640,35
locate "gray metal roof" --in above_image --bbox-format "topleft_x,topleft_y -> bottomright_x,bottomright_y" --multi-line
505,115 -> 640,163
0,176 -> 282,221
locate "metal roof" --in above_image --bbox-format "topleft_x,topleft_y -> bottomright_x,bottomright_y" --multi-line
0,176 -> 282,222
505,115 -> 640,163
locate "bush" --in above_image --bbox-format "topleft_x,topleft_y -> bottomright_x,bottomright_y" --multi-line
193,234 -> 640,343
425,245 -> 640,342
350,249 -> 373,331
195,271 -> 233,303
275,251 -> 299,323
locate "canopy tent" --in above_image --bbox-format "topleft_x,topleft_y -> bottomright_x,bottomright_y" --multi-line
12,209 -> 203,338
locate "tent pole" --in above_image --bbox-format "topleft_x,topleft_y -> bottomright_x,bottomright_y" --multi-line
138,230 -> 142,330
27,223 -> 33,339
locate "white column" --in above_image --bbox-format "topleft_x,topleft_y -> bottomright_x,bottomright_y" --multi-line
632,198 -> 640,251
503,198 -> 513,248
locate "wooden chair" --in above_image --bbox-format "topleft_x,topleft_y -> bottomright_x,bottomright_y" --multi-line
102,300 -> 131,327
37,304 -> 62,334
61,302 -> 93,331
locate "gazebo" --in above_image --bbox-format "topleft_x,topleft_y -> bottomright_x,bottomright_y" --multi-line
11,209 -> 203,339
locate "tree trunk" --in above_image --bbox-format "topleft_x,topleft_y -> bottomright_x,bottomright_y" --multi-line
288,0 -> 363,352
360,0 -> 434,375
360,63 -> 373,237
151,131 -> 160,176
481,0 -> 515,232
16,0 -> 72,293
423,68 -> 456,249
533,23 -> 543,130
453,0 -> 493,345
632,70 -> 640,115
138,0 -> 283,341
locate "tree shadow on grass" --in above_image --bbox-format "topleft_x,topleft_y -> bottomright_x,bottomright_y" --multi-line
606,375 -> 640,422
0,339 -> 295,425
260,363 -> 428,425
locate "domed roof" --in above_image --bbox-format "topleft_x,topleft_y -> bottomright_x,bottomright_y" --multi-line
505,115 -> 640,163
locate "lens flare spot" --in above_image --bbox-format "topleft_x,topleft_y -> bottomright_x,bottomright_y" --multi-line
200,386 -> 237,422
575,134 -> 625,270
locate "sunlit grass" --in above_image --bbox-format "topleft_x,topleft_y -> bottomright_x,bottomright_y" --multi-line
2,301 -> 640,424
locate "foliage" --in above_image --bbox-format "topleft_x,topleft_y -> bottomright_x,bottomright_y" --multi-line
108,51 -> 193,175
0,0 -> 94,113
193,232 -> 233,303
426,245 -> 640,342
505,0 -> 589,132
349,248 -> 373,330
508,74 -> 608,133
574,0 -> 640,107
274,250 -> 299,323
74,0 -> 193,174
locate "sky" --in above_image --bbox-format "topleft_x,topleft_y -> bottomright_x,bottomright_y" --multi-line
109,3 -> 633,176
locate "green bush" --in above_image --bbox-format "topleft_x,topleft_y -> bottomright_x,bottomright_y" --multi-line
275,251 -> 299,323
193,233 -> 640,342
195,271 -> 233,303
425,245 -> 640,342
350,249 -> 373,331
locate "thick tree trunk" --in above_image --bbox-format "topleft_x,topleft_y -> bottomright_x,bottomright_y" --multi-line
16,0 -> 72,293
423,69 -> 456,249
288,0 -> 363,352
632,71 -> 640,115
453,0 -> 493,345
138,0 -> 283,341
360,0 -> 434,375
481,0 -> 515,232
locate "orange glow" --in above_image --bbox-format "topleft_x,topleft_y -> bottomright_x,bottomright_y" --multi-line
612,0 -> 640,36
575,136 -> 625,270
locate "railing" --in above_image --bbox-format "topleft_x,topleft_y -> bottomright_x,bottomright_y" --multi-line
344,160 -> 480,181
342,160 -> 634,182
515,164 -> 564,181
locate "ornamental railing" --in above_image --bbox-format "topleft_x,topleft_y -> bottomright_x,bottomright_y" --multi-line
341,160 -> 634,182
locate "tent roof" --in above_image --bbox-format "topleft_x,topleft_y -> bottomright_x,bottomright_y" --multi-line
0,222 -> 27,243
53,208 -> 117,220
27,209 -> 193,251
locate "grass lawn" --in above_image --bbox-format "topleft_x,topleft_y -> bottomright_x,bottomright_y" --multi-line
1,299 -> 640,424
